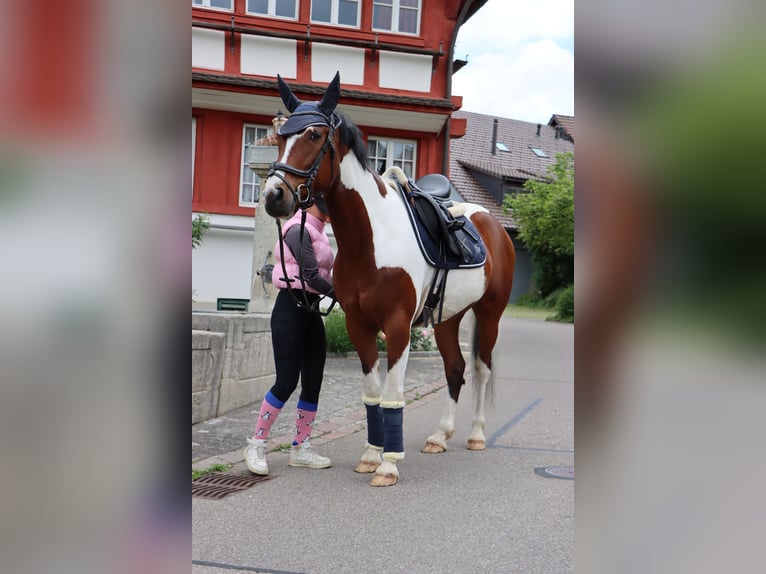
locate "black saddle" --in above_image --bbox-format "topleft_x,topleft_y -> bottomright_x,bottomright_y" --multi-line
414,173 -> 454,201
406,174 -> 467,261
391,172 -> 486,327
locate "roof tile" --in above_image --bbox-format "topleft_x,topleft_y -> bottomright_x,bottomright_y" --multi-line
449,110 -> 574,230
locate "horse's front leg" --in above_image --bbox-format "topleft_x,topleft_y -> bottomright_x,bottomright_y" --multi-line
345,317 -> 384,474
369,323 -> 411,487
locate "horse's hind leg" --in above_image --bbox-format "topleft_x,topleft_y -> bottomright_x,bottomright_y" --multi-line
467,307 -> 501,450
423,313 -> 466,453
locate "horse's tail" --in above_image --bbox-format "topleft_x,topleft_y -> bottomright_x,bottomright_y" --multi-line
469,310 -> 495,408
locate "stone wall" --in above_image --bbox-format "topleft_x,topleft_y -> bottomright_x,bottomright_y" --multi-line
191,330 -> 225,424
192,311 -> 275,424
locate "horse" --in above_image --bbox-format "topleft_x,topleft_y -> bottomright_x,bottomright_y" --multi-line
262,72 -> 515,487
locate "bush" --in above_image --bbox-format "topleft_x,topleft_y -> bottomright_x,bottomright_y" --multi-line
325,310 -> 436,353
325,310 -> 355,354
553,285 -> 574,322
408,326 -> 435,352
513,289 -> 565,309
374,326 -> 435,352
530,249 -> 574,298
513,293 -> 544,308
192,213 -> 210,249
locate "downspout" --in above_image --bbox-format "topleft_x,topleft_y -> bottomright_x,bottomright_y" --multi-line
442,0 -> 479,175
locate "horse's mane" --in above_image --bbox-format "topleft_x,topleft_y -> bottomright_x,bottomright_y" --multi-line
335,111 -> 369,170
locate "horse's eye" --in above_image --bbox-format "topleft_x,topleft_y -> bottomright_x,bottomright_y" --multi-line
310,131 -> 321,142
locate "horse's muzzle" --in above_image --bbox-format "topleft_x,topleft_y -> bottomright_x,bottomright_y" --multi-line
262,180 -> 295,219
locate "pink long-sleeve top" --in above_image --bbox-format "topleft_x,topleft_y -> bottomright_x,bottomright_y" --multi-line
272,210 -> 335,296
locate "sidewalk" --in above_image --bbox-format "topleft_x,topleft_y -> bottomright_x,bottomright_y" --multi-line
192,352 -> 449,468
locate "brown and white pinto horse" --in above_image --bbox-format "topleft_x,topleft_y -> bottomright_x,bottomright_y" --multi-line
263,73 -> 515,487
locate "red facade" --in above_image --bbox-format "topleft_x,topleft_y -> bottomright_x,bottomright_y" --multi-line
192,0 -> 483,217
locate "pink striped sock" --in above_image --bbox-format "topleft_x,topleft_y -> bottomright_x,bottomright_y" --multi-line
293,408 -> 317,445
253,399 -> 282,441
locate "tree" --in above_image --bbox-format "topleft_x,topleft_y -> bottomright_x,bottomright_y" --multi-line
192,213 -> 210,249
503,152 -> 574,296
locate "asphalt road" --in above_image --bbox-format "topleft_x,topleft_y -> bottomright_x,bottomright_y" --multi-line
192,316 -> 573,574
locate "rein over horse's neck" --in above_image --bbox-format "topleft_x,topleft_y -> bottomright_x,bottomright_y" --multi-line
323,150 -> 382,274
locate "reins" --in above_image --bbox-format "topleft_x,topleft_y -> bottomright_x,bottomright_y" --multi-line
271,112 -> 341,317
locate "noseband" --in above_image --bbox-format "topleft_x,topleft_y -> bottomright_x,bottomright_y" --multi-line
267,111 -> 341,211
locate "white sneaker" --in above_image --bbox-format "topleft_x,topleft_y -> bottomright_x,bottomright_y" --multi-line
244,437 -> 268,475
287,441 -> 331,469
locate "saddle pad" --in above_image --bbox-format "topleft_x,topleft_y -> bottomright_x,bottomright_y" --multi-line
401,193 -> 487,270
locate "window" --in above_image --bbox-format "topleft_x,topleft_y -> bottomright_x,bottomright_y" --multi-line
373,0 -> 420,35
529,146 -> 549,157
367,137 -> 416,178
503,183 -> 525,195
247,0 -> 298,19
311,0 -> 360,27
495,142 -> 510,152
240,124 -> 270,206
192,0 -> 233,11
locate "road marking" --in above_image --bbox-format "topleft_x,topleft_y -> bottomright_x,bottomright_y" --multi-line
487,398 -> 542,447
192,559 -> 305,574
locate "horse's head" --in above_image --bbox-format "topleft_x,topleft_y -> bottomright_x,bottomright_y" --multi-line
262,72 -> 342,219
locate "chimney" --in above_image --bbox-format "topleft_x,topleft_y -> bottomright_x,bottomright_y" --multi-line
536,123 -> 541,136
491,118 -> 498,155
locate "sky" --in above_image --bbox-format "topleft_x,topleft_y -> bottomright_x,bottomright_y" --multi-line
451,0 -> 574,124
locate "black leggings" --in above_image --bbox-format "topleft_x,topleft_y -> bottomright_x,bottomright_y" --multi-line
268,289 -> 327,405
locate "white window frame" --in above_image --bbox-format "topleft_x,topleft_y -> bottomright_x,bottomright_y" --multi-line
372,0 -> 421,36
310,0 -> 361,28
239,124 -> 271,207
192,0 -> 234,12
367,136 -> 417,179
246,0 -> 299,20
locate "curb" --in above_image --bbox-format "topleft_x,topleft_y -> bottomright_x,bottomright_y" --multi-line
192,377 -> 447,473
327,350 -> 443,359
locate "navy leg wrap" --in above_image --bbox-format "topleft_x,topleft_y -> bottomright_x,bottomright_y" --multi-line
382,407 -> 404,454
365,404 -> 384,448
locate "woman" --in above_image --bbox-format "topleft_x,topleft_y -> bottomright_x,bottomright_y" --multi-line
244,196 -> 335,475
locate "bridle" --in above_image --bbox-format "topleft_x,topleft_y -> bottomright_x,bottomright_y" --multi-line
267,110 -> 341,213
268,111 -> 341,316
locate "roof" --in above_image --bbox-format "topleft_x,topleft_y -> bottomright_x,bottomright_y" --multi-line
449,110 -> 574,229
548,114 -> 575,142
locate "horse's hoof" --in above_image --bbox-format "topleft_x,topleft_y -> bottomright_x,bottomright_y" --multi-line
466,439 -> 486,451
421,442 -> 446,454
354,461 -> 380,474
369,473 -> 398,487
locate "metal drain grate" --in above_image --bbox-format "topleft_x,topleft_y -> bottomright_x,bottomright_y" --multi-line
192,472 -> 273,499
534,466 -> 574,480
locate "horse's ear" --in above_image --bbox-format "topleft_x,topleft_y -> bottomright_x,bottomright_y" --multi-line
277,74 -> 302,113
318,72 -> 341,117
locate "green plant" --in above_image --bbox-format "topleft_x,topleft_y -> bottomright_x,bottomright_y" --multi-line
376,326 -> 434,352
513,293 -> 541,307
325,309 -> 355,354
376,332 -> 387,351
191,462 -> 232,480
326,310 -> 436,354
409,326 -> 435,351
504,153 -> 574,297
553,284 -> 574,323
192,213 -> 211,249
